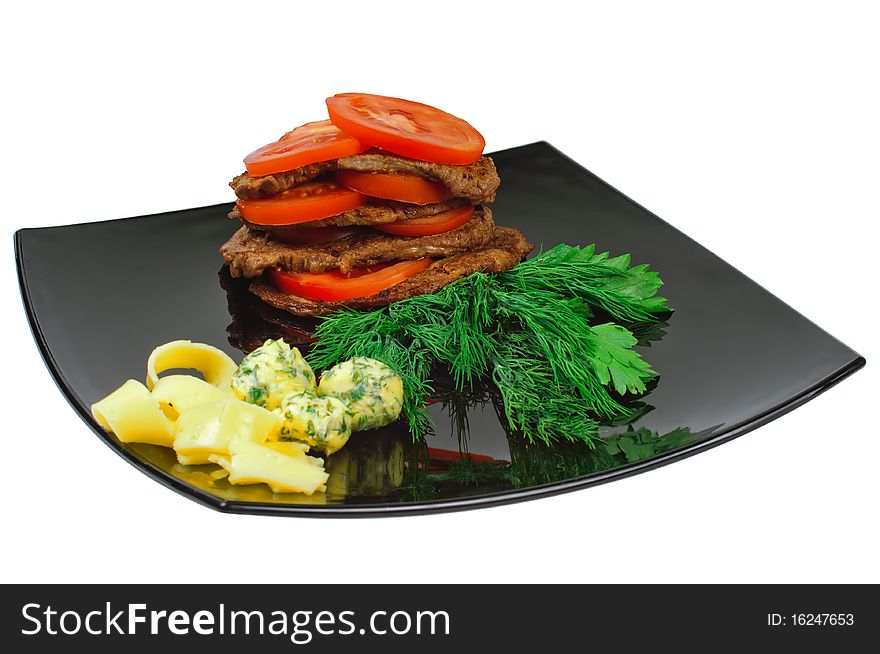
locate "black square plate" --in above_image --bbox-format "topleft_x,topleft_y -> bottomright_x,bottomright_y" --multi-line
15,142 -> 864,516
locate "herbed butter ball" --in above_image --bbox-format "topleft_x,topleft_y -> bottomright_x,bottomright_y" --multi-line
273,391 -> 352,455
318,357 -> 404,431
232,339 -> 316,410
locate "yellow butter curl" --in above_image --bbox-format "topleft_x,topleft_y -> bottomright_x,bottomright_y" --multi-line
173,399 -> 281,465
91,379 -> 175,447
151,374 -> 229,420
146,340 -> 237,393
210,439 -> 328,495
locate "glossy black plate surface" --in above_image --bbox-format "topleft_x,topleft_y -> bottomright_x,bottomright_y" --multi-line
15,142 -> 864,516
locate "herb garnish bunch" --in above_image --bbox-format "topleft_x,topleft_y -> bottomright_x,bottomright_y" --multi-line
308,244 -> 670,446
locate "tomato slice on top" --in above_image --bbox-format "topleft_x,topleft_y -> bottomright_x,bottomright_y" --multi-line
374,206 -> 474,237
270,259 -> 433,302
243,120 -> 368,177
237,179 -> 365,226
326,93 -> 485,165
336,169 -> 451,205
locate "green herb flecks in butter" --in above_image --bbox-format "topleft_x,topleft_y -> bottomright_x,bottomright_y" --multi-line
273,391 -> 352,455
318,358 -> 404,432
232,339 -> 316,410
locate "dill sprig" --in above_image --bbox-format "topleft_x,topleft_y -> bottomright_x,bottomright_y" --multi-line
308,243 -> 669,446
491,332 -> 603,444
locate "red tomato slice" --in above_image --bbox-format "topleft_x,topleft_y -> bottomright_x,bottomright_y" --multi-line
374,206 -> 474,237
270,259 -> 432,302
237,180 -> 365,226
243,120 -> 368,177
326,93 -> 485,165
270,226 -> 362,245
336,170 -> 451,205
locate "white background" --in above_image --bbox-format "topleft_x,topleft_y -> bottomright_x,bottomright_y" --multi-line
1,1 -> 877,584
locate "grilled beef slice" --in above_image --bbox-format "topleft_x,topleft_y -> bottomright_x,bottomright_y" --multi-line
336,153 -> 500,201
248,226 -> 533,316
230,152 -> 500,201
228,196 -> 480,229
230,161 -> 335,199
221,206 -> 497,277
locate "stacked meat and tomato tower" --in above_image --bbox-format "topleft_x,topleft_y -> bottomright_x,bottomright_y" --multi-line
221,93 -> 532,316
